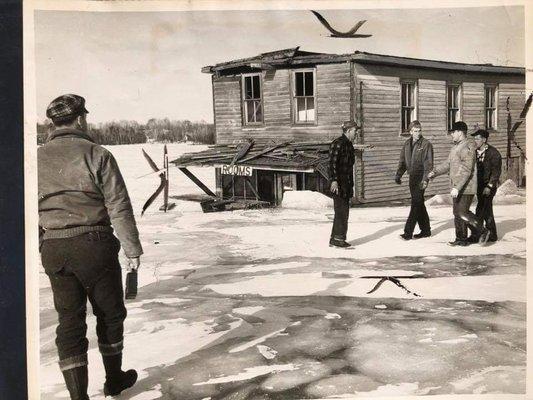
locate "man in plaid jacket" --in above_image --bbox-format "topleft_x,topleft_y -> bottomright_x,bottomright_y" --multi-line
329,121 -> 358,248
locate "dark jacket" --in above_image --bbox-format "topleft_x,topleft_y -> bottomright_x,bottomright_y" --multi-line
476,144 -> 502,191
329,134 -> 355,198
38,128 -> 143,258
396,136 -> 434,182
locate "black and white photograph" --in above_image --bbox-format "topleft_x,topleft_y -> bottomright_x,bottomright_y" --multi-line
24,1 -> 531,399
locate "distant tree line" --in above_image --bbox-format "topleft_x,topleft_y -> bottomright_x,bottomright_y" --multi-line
37,118 -> 215,145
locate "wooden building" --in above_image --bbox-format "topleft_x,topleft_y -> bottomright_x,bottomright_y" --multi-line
200,47 -> 526,205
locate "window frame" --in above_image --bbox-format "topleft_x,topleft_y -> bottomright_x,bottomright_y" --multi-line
484,84 -> 498,131
400,79 -> 418,135
241,73 -> 264,126
446,83 -> 463,132
291,68 -> 317,125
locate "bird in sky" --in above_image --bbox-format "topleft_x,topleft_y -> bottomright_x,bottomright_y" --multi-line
311,10 -> 372,38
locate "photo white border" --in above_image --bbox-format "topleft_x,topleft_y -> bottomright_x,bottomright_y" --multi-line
23,1 -> 533,399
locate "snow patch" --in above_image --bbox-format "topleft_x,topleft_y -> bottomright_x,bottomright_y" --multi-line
193,364 -> 297,385
281,190 -> 333,209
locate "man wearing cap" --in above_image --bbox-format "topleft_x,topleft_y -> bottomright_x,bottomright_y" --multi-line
468,129 -> 502,243
329,120 -> 358,248
395,120 -> 433,240
39,94 -> 141,399
428,121 -> 489,246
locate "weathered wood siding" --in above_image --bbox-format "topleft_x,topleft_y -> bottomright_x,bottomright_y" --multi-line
356,74 -> 450,202
353,63 -> 525,202
213,63 -> 351,144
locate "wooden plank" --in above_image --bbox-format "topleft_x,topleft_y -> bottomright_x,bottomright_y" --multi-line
178,168 -> 216,197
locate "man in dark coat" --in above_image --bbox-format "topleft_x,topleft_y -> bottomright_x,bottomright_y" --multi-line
39,94 -> 141,399
468,129 -> 502,242
329,120 -> 357,248
395,120 -> 434,240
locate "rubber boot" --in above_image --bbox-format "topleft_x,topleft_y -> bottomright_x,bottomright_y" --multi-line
102,354 -> 137,397
61,365 -> 89,400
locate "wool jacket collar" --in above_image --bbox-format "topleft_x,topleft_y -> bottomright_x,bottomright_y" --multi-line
47,128 -> 95,143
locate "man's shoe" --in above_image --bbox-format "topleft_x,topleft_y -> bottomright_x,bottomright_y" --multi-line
466,236 -> 479,243
104,369 -> 138,397
448,239 -> 469,247
102,353 -> 138,396
487,236 -> 498,243
478,228 -> 490,246
329,239 -> 352,248
61,366 -> 89,400
400,233 -> 412,240
413,232 -> 431,239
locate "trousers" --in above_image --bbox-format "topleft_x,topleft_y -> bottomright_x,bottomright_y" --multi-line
404,176 -> 431,235
475,190 -> 497,240
331,194 -> 350,241
41,231 -> 127,371
452,194 -> 484,241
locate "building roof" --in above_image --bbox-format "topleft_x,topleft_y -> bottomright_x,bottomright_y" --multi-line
202,47 -> 525,75
170,139 -> 372,177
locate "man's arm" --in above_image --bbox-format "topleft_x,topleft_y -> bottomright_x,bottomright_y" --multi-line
395,142 -> 407,182
422,142 -> 434,182
454,142 -> 476,192
431,152 -> 450,178
487,147 -> 502,189
98,150 -> 143,259
329,139 -> 341,183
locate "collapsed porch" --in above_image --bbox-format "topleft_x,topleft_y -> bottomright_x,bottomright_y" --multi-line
170,140 -> 372,208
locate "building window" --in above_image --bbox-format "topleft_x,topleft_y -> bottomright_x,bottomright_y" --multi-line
242,74 -> 263,125
485,84 -> 497,130
293,69 -> 316,123
447,83 -> 462,131
401,80 -> 417,133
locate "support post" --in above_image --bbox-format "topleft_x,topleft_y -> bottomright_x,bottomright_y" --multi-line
178,167 -> 217,197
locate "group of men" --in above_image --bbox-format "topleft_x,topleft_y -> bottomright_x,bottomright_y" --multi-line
328,120 -> 502,248
38,94 -> 503,400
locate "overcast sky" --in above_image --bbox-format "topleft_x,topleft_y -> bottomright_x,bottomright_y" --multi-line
34,5 -> 524,124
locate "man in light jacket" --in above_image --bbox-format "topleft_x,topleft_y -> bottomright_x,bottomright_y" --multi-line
428,121 -> 489,246
395,120 -> 433,240
39,94 -> 141,399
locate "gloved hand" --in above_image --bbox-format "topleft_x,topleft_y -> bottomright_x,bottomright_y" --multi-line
482,186 -> 492,196
450,188 -> 459,198
127,256 -> 141,272
427,171 -> 435,180
420,180 -> 428,190
395,177 -> 402,185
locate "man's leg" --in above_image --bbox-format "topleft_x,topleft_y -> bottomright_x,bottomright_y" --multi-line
41,240 -> 89,400
87,236 -> 136,396
456,194 -> 488,243
331,194 -> 349,242
452,196 -> 468,241
484,193 -> 498,240
411,180 -> 431,235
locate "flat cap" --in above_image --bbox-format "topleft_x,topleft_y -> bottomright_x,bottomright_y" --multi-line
341,120 -> 358,130
472,129 -> 489,139
46,94 -> 89,122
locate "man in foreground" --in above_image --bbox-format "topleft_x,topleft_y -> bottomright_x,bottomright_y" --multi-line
468,129 -> 502,243
428,121 -> 489,246
395,120 -> 434,240
329,120 -> 358,248
38,94 -> 142,399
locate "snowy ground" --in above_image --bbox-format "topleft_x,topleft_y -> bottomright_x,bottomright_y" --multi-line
39,143 -> 526,399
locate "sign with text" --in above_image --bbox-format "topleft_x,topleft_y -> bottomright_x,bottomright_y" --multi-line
221,165 -> 253,176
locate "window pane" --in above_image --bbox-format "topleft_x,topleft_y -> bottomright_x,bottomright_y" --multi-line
252,76 -> 260,100
401,84 -> 407,107
244,77 -> 253,100
305,72 -> 314,96
246,100 -> 254,123
297,98 -> 307,121
255,101 -> 263,122
306,97 -> 315,121
485,88 -> 491,108
295,72 -> 304,96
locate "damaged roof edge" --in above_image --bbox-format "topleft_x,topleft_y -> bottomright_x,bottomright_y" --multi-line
201,49 -> 525,75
